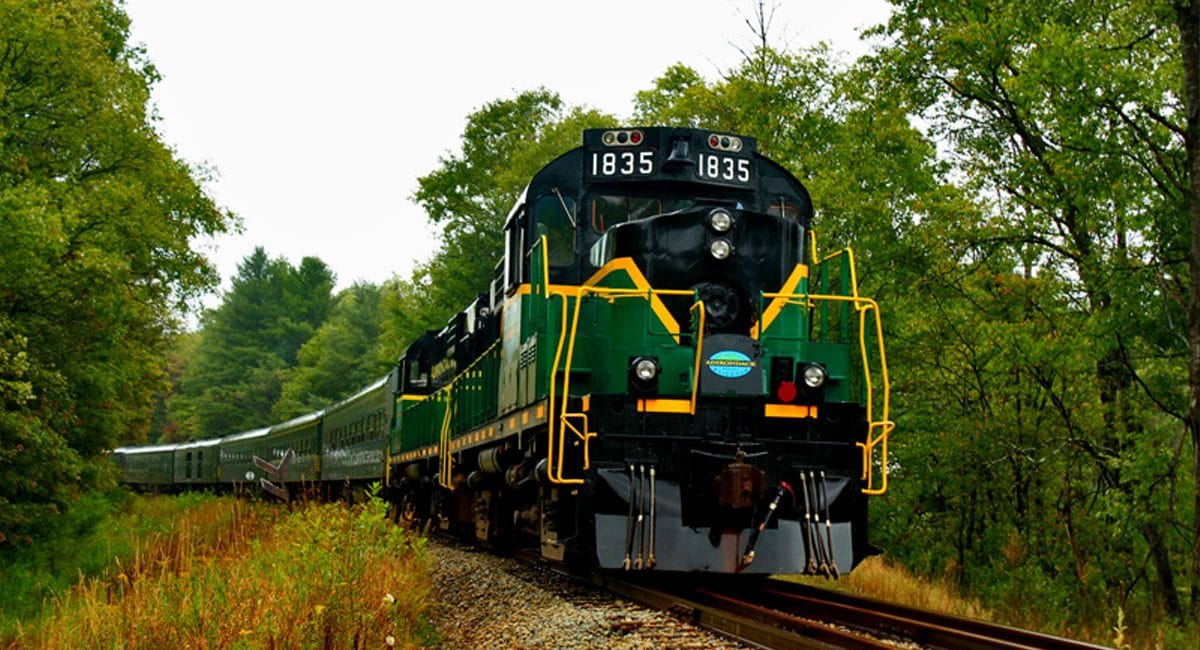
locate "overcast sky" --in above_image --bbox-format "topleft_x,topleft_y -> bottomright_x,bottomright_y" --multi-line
122,1 -> 892,308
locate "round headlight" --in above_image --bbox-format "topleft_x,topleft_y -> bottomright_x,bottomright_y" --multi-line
710,239 -> 733,260
802,364 -> 827,389
634,358 -> 659,381
709,209 -> 733,233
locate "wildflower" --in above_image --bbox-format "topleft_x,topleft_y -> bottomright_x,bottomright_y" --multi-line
314,604 -> 326,615
385,634 -> 396,647
382,593 -> 395,605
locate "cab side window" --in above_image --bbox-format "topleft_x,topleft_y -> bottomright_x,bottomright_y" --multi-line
534,195 -> 576,267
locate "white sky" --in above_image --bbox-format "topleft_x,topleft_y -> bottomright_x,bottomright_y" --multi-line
123,0 -> 892,308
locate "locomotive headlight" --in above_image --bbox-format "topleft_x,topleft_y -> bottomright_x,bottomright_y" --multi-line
710,239 -> 733,260
633,357 -> 659,382
709,208 -> 734,233
802,363 -> 828,389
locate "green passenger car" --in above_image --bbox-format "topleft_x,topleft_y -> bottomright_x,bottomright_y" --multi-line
217,427 -> 271,485
322,372 -> 397,482
263,410 -> 322,482
172,439 -> 220,485
117,444 -> 177,486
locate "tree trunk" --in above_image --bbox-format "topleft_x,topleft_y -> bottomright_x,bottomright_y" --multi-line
1176,0 -> 1200,618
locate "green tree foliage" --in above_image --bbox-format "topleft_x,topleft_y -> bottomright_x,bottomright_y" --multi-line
630,15 -> 1194,631
274,282 -> 391,420
168,248 -> 333,440
0,0 -> 231,544
381,91 -> 614,349
148,331 -> 198,444
872,0 -> 1199,625
633,46 -> 963,298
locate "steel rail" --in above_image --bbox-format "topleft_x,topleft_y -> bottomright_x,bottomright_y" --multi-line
485,545 -> 1108,649
705,578 -> 1112,650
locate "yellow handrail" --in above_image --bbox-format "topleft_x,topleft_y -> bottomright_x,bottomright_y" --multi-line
546,290 -> 581,484
814,247 -> 860,301
544,275 -> 699,484
424,339 -> 500,491
437,394 -> 454,490
760,289 -> 893,495
688,300 -> 706,415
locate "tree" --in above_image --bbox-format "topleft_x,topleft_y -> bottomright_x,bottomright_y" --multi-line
878,0 -> 1198,620
274,282 -> 391,420
0,0 -> 232,544
168,248 -> 333,439
381,91 -> 614,349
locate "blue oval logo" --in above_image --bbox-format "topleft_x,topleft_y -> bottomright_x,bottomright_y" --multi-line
706,350 -> 754,378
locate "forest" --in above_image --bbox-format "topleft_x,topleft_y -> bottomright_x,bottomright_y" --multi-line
2,0 -> 1199,642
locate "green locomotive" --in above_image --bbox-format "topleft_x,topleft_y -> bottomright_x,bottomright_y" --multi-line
115,127 -> 892,576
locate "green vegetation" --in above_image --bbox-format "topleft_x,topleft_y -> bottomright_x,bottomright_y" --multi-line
0,0 -> 233,545
164,248 -> 338,439
275,281 -> 394,420
627,2 -> 1200,640
381,90 -> 615,348
1,490 -> 432,648
4,0 -> 1200,644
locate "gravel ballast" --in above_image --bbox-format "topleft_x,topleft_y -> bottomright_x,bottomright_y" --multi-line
425,541 -> 749,649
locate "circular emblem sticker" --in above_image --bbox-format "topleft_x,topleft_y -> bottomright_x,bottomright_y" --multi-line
706,350 -> 754,378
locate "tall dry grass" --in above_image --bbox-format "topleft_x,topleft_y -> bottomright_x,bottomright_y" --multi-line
5,492 -> 432,649
788,556 -> 1196,648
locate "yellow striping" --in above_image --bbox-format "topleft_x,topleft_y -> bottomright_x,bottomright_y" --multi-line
764,403 -> 818,419
752,263 -> 809,339
636,398 -> 693,414
583,257 -> 682,338
510,257 -> 685,341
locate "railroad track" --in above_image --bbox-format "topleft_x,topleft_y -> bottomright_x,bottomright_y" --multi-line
500,544 -> 1109,648
594,573 -> 1111,649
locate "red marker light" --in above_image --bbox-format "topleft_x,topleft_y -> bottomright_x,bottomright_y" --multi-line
776,381 -> 798,403
709,135 -> 720,147
630,131 -> 642,144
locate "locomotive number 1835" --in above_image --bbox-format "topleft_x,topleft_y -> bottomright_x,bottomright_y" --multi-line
589,150 -> 655,178
697,153 -> 752,184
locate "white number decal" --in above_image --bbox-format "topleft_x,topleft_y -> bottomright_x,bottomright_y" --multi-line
590,150 -> 656,176
697,154 -> 752,183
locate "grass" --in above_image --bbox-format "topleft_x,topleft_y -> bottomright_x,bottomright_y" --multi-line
2,489 -> 433,649
784,555 -> 1198,649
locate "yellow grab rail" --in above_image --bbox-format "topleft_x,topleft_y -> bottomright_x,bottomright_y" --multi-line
689,300 -> 706,415
760,289 -> 893,495
545,281 -> 701,485
437,394 -> 454,490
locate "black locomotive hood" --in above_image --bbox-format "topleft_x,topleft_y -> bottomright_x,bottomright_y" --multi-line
602,206 -> 805,333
